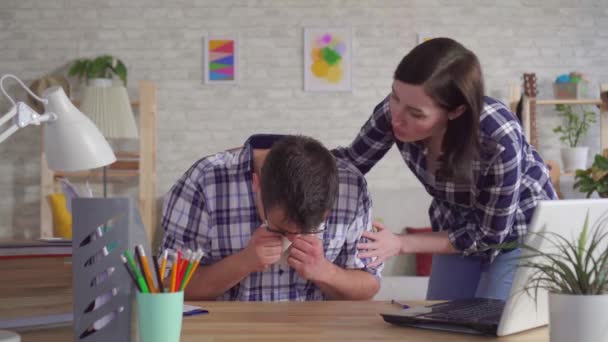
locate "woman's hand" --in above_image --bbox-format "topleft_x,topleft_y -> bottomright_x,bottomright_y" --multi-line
357,221 -> 402,268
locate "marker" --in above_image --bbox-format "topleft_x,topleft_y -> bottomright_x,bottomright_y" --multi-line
391,299 -> 410,309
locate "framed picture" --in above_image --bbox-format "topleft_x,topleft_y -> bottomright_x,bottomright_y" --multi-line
303,27 -> 352,92
204,36 -> 238,84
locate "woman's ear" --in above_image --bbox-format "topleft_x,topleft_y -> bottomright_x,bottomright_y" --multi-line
448,105 -> 466,120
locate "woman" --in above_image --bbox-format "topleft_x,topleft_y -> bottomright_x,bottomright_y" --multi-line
334,38 -> 556,300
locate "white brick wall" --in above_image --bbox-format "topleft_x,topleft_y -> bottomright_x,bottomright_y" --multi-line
1,0 -> 608,240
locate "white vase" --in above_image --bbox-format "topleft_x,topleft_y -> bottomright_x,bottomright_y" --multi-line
560,147 -> 588,172
548,293 -> 608,342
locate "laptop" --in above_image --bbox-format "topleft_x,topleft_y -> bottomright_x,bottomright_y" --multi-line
381,199 -> 608,336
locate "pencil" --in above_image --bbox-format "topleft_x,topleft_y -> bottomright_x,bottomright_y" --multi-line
176,249 -> 192,290
170,251 -> 178,292
121,255 -> 142,292
152,254 -> 165,293
123,251 -> 149,293
182,250 -> 204,291
137,245 -> 157,293
179,252 -> 196,291
159,249 -> 169,282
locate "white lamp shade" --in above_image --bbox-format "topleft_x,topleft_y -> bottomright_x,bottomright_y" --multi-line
80,80 -> 138,139
42,86 -> 116,172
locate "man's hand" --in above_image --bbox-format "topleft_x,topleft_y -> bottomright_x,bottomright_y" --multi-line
288,235 -> 332,282
242,225 -> 282,272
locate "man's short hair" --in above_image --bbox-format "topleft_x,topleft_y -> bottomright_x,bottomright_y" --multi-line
260,135 -> 338,233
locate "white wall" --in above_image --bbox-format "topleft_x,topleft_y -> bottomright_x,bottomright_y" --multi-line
1,1 -> 608,265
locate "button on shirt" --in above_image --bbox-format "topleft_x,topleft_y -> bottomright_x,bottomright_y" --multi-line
333,96 -> 557,261
160,135 -> 381,301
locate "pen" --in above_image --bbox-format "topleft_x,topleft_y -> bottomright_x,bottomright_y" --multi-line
123,251 -> 149,293
152,253 -> 165,293
183,309 -> 209,317
137,245 -> 157,293
391,299 -> 410,309
121,255 -> 142,292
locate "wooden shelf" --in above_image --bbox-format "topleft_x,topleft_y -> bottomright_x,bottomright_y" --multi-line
535,99 -> 603,106
53,169 -> 139,180
71,99 -> 140,108
41,80 -> 157,244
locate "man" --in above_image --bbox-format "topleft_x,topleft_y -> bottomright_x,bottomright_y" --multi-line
160,134 -> 381,301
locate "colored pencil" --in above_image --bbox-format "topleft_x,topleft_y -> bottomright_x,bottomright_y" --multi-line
170,251 -> 178,292
152,254 -> 165,293
121,255 -> 142,292
176,249 -> 192,290
137,245 -> 157,293
159,249 -> 169,282
182,250 -> 204,291
123,251 -> 149,293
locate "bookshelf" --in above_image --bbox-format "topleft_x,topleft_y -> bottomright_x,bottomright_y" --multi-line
39,80 -> 157,244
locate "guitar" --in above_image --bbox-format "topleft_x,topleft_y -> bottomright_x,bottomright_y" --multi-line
523,73 -> 539,147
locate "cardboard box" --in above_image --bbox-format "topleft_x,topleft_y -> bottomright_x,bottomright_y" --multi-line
553,81 -> 589,99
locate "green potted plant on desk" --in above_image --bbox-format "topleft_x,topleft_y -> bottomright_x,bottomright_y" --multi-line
574,154 -> 608,198
495,214 -> 608,342
553,104 -> 595,173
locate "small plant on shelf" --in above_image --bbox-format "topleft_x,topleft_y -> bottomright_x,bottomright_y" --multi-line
68,55 -> 127,85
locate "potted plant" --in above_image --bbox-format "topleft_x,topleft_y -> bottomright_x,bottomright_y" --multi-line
552,104 -> 595,172
574,154 -> 608,198
495,213 -> 608,342
68,55 -> 128,86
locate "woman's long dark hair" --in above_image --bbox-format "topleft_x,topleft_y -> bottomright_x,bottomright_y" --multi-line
394,38 -> 483,182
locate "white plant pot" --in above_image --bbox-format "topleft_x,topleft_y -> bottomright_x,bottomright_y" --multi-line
89,78 -> 113,87
560,147 -> 588,172
548,293 -> 608,342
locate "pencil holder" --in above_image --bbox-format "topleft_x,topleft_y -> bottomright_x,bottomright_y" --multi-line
136,291 -> 184,342
72,197 -> 151,342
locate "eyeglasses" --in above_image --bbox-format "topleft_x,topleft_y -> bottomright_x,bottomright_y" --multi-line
263,220 -> 325,237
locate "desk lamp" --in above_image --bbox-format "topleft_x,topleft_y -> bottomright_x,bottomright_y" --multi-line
0,74 -> 116,169
0,74 -> 116,342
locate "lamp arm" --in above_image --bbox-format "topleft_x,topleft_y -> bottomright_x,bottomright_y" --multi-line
0,74 -> 57,144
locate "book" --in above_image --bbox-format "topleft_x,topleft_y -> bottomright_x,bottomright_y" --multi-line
0,239 -> 72,258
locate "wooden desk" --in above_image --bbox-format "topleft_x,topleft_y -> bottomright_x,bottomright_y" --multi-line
17,301 -> 548,342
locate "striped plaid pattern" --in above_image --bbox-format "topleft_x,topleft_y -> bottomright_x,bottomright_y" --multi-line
333,96 -> 557,261
160,135 -> 380,301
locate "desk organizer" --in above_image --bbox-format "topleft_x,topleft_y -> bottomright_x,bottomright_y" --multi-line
72,198 -> 150,341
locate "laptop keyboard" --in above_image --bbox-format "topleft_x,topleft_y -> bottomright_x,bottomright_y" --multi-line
423,298 -> 505,323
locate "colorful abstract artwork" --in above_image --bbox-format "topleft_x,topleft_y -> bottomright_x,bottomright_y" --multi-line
304,27 -> 352,92
204,37 -> 238,84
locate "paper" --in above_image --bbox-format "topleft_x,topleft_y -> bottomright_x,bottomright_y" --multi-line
278,236 -> 292,267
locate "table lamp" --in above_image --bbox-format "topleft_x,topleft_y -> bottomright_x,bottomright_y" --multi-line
0,74 -> 116,169
80,78 -> 138,197
0,76 -> 116,341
